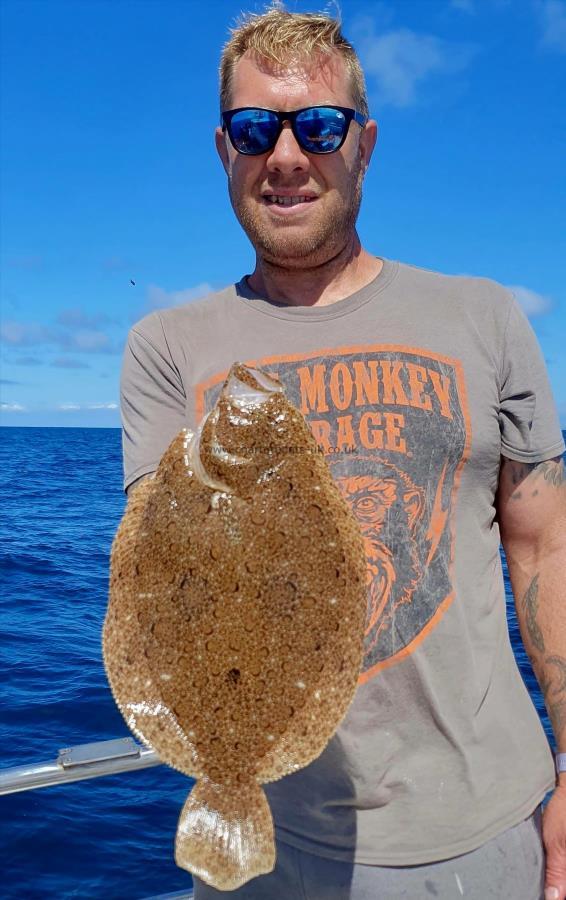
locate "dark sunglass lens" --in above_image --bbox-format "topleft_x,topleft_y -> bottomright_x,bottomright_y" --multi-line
229,109 -> 279,154
295,107 -> 347,153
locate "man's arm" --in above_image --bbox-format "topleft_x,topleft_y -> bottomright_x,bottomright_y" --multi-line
498,456 -> 566,757
120,318 -> 186,495
497,455 -> 566,900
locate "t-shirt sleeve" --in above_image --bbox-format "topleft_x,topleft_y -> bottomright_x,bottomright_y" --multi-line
120,314 -> 187,492
499,295 -> 564,462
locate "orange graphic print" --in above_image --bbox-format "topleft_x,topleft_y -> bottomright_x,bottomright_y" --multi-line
195,345 -> 471,685
335,462 -> 424,656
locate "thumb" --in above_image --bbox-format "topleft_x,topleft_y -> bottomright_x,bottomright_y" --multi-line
544,847 -> 566,900
543,786 -> 566,900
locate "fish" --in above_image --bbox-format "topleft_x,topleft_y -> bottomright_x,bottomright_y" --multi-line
103,362 -> 368,890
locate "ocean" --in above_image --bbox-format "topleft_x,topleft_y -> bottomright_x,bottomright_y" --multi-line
0,426 -> 561,900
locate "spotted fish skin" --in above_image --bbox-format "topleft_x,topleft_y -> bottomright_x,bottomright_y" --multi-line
103,362 -> 368,890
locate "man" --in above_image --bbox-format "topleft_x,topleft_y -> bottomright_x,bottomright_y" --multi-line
120,7 -> 566,899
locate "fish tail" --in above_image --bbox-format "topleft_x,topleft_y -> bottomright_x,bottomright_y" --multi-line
175,777 -> 275,890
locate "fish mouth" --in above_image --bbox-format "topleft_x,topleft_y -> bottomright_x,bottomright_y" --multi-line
223,364 -> 283,408
185,365 -> 284,491
222,362 -> 283,412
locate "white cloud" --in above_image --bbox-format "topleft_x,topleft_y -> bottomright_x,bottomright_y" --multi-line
56,402 -> 119,411
1,402 -> 26,411
145,282 -> 214,311
352,18 -> 477,107
1,318 -> 117,354
538,0 -> 566,52
1,321 -> 50,345
3,398 -> 119,413
15,356 -> 43,366
64,329 -> 112,352
56,308 -> 115,328
507,285 -> 553,316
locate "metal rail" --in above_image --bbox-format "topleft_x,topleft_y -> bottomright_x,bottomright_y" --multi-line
1,739 -> 199,899
0,737 -> 161,795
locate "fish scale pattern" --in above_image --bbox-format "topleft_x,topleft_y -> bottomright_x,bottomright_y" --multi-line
103,362 -> 368,891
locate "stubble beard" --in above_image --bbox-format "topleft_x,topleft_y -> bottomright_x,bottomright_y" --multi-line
229,161 -> 364,270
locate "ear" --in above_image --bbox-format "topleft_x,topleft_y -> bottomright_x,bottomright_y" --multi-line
359,117 -> 378,171
403,487 -> 424,532
215,126 -> 231,175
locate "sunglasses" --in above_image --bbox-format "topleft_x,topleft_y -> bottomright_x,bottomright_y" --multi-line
221,105 -> 368,156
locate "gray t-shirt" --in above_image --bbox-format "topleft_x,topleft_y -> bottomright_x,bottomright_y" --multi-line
120,258 -> 564,865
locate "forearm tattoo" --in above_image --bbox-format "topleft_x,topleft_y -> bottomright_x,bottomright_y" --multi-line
544,656 -> 566,742
521,574 -> 545,654
504,456 -> 566,743
521,575 -> 566,742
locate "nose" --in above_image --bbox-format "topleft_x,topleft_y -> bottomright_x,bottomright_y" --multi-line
266,122 -> 310,175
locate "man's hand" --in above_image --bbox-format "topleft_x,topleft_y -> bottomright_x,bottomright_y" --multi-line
543,783 -> 566,900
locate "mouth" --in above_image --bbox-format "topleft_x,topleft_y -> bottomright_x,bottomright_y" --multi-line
263,194 -> 317,207
261,194 -> 318,216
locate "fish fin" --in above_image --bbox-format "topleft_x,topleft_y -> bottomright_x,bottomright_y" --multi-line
175,777 -> 275,890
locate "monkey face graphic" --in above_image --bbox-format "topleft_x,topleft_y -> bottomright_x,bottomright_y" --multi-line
329,456 -> 429,668
199,350 -> 466,679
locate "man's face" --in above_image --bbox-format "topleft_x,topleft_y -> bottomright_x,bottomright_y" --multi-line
215,51 -> 377,269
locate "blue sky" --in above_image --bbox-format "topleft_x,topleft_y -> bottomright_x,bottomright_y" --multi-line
1,0 -> 565,428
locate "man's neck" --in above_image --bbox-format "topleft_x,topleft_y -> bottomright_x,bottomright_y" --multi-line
247,234 -> 383,308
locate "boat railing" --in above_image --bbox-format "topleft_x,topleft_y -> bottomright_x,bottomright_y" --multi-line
0,737 -> 194,899
0,736 -> 161,794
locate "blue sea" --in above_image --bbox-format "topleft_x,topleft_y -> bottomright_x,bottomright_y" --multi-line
0,427 -> 562,900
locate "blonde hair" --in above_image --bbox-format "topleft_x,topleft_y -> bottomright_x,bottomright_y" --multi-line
219,5 -> 369,118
